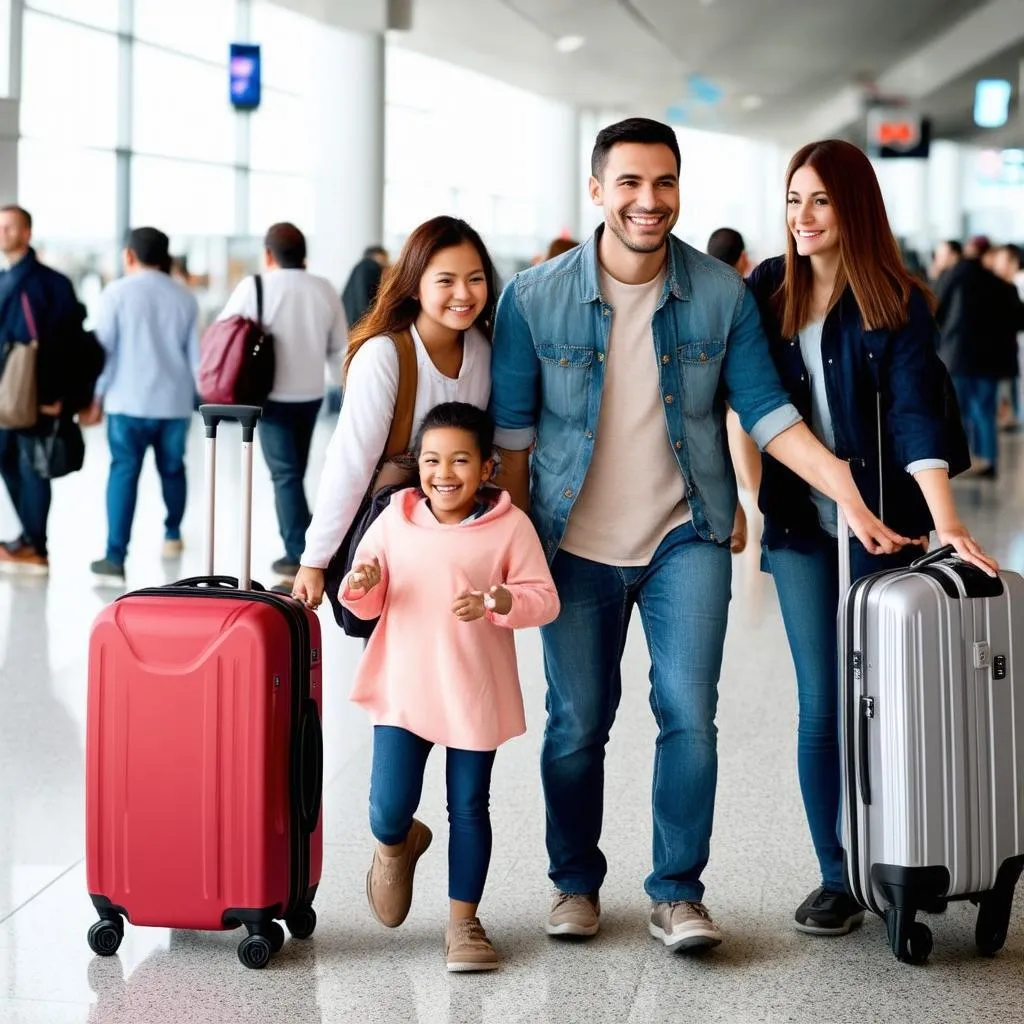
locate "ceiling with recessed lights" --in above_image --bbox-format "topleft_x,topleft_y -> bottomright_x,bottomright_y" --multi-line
272,0 -> 1023,147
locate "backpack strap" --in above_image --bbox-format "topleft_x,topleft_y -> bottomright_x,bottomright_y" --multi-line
384,329 -> 417,458
254,274 -> 264,327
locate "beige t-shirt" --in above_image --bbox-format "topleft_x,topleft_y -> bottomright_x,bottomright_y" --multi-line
560,267 -> 691,566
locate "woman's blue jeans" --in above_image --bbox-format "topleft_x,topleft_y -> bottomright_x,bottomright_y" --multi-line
764,531 -> 916,891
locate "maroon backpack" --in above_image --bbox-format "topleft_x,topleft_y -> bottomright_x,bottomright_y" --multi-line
198,275 -> 275,405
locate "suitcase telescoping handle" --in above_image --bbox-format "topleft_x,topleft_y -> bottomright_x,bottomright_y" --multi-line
198,404 -> 262,591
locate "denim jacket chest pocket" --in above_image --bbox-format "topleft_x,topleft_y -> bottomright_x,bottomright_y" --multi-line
535,341 -> 595,423
674,339 -> 726,417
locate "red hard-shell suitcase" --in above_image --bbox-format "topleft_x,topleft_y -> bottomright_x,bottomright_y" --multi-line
85,405 -> 324,969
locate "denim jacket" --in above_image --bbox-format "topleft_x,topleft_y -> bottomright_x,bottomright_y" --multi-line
746,256 -> 958,550
489,229 -> 802,562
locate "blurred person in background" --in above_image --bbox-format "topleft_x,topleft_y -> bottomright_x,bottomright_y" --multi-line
85,227 -> 199,586
0,205 -> 83,576
217,222 -> 348,583
545,237 -> 580,261
993,243 -> 1024,430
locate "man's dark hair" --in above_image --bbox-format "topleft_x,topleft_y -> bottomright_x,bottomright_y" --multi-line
414,402 -> 495,462
591,117 -> 681,180
127,226 -> 171,269
945,239 -> 963,257
0,205 -> 32,230
707,228 -> 746,269
363,245 -> 387,260
1001,243 -> 1022,269
265,222 -> 307,269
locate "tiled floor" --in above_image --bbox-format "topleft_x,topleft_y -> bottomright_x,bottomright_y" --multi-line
1,418 -> 1022,1024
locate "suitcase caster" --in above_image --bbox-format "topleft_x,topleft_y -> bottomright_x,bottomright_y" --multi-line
87,918 -> 124,957
975,896 -> 1011,956
268,921 -> 285,954
885,908 -> 933,965
238,933 -> 273,970
286,905 -> 317,940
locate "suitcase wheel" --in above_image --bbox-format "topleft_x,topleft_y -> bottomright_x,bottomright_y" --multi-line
238,933 -> 273,970
899,922 -> 933,965
268,921 -> 285,954
975,896 -> 1011,956
87,918 -> 124,958
285,904 -> 317,941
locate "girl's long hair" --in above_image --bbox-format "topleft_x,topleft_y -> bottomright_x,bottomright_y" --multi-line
777,139 -> 932,337
344,216 -> 497,378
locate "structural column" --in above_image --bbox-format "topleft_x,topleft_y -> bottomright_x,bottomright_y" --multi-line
306,27 -> 385,285
0,0 -> 21,204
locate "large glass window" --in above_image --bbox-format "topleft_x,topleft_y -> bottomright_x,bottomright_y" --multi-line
20,11 -> 119,147
249,172 -> 314,237
132,44 -> 237,164
250,1 -> 313,92
26,0 -> 119,31
249,90 -> 305,175
19,140 -> 117,239
131,156 -> 235,237
133,0 -> 235,64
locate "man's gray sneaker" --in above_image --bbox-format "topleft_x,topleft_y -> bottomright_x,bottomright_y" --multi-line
90,558 -> 125,587
649,901 -> 722,952
546,890 -> 600,938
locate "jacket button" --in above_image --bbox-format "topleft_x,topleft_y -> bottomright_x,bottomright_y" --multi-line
662,354 -> 671,364
563,488 -> 574,499
868,352 -> 874,359
665,394 -> 674,404
602,307 -> 610,316
585,430 -> 594,439
699,352 -> 708,362
710,532 -> 717,541
559,357 -> 568,366
828,358 -> 833,365
675,440 -> 682,449
597,352 -> 605,362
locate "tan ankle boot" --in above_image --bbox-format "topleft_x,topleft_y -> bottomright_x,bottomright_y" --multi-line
366,819 -> 432,927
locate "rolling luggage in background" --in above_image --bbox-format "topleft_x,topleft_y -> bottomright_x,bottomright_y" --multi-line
85,404 -> 324,970
838,507 -> 1024,964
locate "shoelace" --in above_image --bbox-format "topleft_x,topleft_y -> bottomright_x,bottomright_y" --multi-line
552,891 -> 592,912
666,900 -> 711,920
452,918 -> 488,943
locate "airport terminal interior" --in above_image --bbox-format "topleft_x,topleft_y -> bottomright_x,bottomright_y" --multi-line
1,1 -> 1024,1022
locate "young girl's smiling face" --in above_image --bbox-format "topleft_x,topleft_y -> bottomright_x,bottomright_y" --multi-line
418,426 -> 494,524
416,241 -> 490,336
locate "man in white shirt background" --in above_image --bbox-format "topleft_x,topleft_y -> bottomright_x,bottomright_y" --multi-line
217,222 -> 348,582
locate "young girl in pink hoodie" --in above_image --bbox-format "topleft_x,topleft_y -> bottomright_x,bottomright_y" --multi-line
341,402 -> 560,973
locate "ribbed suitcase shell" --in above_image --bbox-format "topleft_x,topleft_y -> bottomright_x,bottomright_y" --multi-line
86,592 -> 323,931
840,555 -> 1024,962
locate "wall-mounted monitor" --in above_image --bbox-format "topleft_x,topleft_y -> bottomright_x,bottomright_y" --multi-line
229,43 -> 261,111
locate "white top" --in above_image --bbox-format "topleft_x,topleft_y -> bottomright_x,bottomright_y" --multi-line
300,324 -> 492,568
217,268 -> 348,402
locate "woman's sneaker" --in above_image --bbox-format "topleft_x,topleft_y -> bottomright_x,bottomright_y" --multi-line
794,886 -> 865,935
445,917 -> 500,972
365,819 -> 432,928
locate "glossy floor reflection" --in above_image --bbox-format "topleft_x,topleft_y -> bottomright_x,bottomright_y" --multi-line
1,419 -> 1022,1024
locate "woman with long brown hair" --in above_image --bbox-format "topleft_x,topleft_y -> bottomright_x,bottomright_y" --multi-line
746,140 -> 997,937
292,215 -> 497,609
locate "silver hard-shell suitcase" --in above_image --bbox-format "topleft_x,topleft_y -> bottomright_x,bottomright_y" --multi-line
837,516 -> 1024,965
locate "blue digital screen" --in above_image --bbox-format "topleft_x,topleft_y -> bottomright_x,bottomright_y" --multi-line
229,43 -> 261,110
974,79 -> 1011,129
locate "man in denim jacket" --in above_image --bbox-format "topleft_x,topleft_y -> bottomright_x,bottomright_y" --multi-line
490,118 -> 905,953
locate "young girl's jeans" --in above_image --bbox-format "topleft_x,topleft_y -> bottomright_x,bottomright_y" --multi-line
369,725 -> 496,904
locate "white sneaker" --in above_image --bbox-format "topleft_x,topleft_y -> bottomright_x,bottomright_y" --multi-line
649,901 -> 722,952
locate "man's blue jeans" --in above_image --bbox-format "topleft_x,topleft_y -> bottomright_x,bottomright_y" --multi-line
257,399 -> 322,564
0,427 -> 51,555
369,725 -> 496,904
540,522 -> 732,904
764,532 -> 916,891
106,415 -> 190,565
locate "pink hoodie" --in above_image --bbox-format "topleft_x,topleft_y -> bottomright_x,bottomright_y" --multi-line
341,488 -> 560,751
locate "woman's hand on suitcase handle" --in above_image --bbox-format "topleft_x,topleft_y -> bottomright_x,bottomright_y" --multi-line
347,559 -> 381,594
292,565 -> 326,609
840,497 -> 916,556
935,524 -> 999,576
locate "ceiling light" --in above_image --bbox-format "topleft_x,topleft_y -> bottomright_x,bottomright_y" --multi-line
741,94 -> 764,111
554,35 -> 585,54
